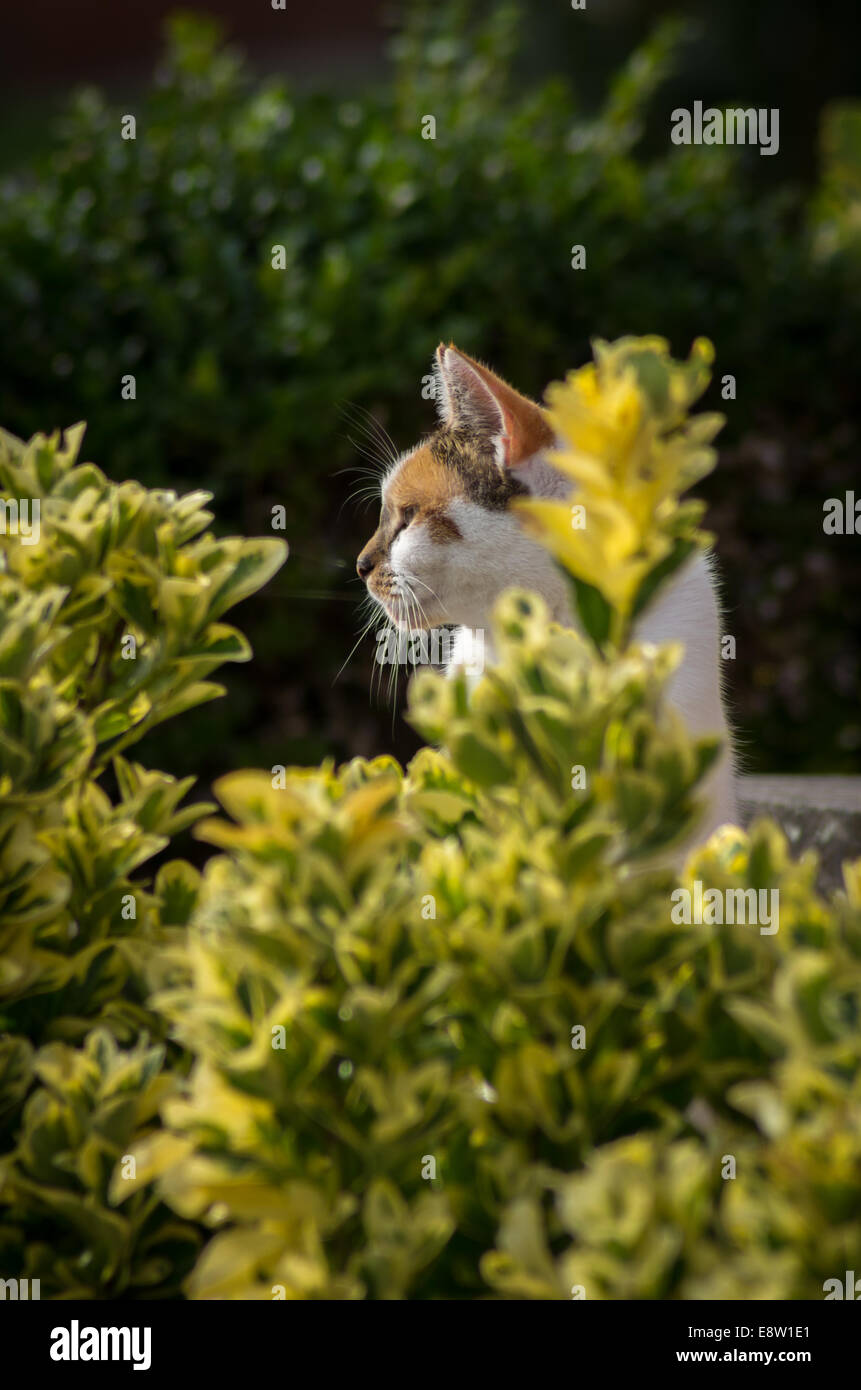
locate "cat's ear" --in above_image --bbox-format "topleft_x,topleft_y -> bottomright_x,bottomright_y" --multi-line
433,344 -> 553,470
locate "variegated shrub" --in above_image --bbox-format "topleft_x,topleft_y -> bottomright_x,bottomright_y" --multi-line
116,341 -> 861,1299
0,423 -> 286,1295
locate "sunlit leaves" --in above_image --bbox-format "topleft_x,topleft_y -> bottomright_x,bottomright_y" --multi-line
516,337 -> 722,646
0,421 -> 283,1295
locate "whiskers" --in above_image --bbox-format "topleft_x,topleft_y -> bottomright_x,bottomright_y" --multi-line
339,572 -> 443,729
335,401 -> 401,517
380,576 -> 428,728
334,403 -> 448,722
335,589 -> 385,685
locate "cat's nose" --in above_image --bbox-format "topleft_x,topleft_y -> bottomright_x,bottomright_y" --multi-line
357,552 -> 374,581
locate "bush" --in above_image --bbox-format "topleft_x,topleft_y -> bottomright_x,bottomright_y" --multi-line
115,339 -> 861,1299
0,3 -> 858,777
0,421 -> 285,1295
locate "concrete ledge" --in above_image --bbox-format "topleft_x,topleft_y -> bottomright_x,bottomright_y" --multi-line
738,775 -> 860,894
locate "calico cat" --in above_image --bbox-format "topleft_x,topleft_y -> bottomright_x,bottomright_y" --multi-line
356,344 -> 738,836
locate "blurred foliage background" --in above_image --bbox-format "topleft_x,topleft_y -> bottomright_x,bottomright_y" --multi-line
0,0 -> 859,814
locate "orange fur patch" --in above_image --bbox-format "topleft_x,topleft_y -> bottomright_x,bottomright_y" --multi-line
386,446 -> 463,540
387,445 -> 459,510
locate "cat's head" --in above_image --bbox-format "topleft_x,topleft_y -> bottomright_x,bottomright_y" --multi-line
356,344 -> 569,631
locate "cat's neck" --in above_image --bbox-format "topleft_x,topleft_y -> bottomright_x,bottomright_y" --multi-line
447,571 -> 574,679
445,442 -> 576,677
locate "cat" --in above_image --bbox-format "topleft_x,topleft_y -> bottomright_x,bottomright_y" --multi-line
356,343 -> 738,837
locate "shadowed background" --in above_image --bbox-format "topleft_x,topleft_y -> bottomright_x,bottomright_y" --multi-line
1,0 -> 859,819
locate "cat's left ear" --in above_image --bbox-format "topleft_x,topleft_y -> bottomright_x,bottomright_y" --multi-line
433,344 -> 553,470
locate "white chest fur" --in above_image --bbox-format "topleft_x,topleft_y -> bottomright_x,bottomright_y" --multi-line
448,549 -> 737,840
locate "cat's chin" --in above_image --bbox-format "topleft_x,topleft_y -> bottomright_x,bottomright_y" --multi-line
392,613 -> 435,632
379,597 -> 415,628
380,595 -> 437,630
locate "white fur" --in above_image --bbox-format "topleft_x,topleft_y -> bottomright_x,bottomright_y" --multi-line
390,496 -> 571,630
383,448 -> 738,840
634,550 -> 738,835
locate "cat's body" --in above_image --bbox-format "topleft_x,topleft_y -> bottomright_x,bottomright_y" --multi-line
357,344 -> 738,837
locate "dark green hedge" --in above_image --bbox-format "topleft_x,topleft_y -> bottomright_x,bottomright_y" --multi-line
0,2 -> 858,783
